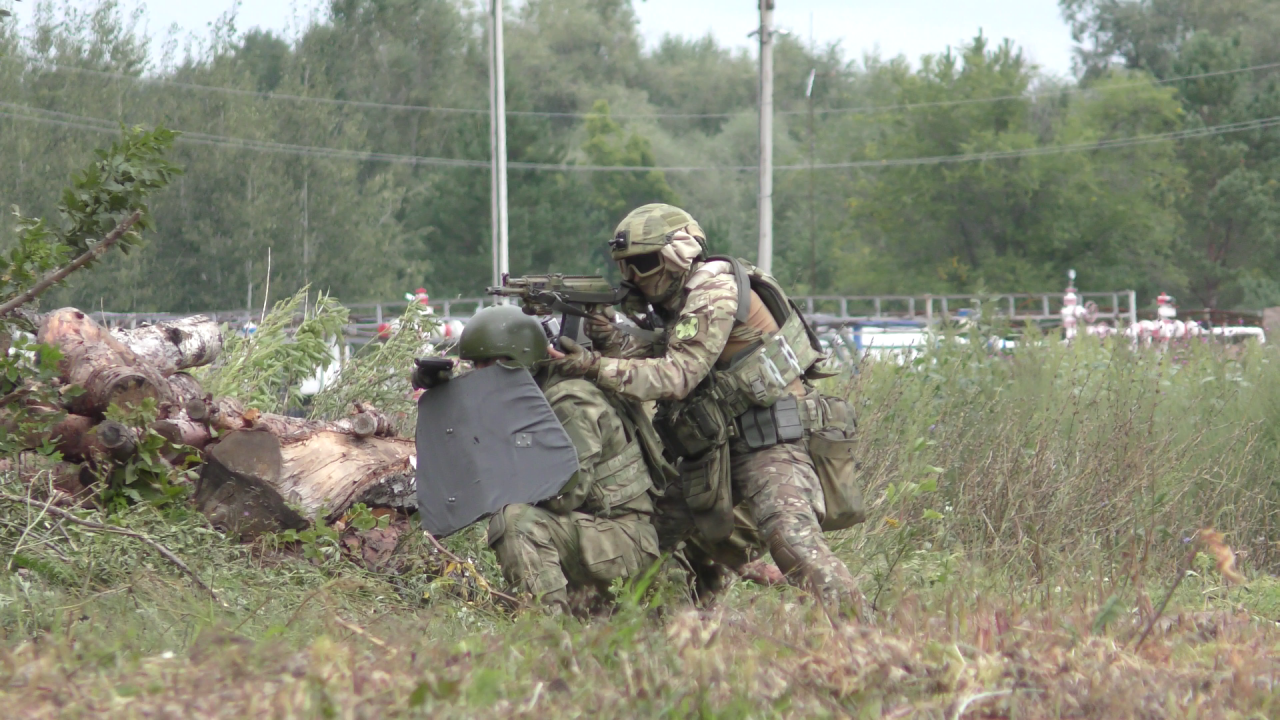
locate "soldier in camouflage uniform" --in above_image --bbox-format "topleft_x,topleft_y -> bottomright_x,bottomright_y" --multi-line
548,204 -> 862,617
424,305 -> 660,613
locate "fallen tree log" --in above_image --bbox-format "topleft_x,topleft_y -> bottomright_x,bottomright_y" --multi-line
152,413 -> 213,456
110,315 -> 222,376
208,397 -> 394,440
2,408 -> 108,462
192,428 -> 416,539
38,309 -> 171,416
95,420 -> 137,461
164,372 -> 206,412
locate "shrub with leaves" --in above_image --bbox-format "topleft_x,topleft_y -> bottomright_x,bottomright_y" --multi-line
308,303 -> 436,428
196,289 -> 348,414
96,398 -> 198,511
3,126 -> 179,321
0,126 -> 177,474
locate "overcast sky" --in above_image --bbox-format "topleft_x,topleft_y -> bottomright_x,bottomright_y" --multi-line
10,0 -> 1078,77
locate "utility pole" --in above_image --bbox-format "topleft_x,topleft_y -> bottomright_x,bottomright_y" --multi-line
807,12 -> 817,291
488,0 -> 510,288
756,0 -> 775,274
806,65 -> 816,291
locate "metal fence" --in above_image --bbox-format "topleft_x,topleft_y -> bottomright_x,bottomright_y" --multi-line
798,291 -> 1139,327
89,290 -> 1141,337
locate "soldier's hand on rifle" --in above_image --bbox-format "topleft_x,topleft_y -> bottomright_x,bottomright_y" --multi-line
412,357 -> 455,390
547,337 -> 600,380
583,308 -> 618,350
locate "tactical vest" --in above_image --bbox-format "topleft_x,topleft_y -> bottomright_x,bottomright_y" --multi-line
543,379 -> 656,519
654,256 -> 830,460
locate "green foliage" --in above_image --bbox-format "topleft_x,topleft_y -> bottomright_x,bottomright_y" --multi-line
274,524 -> 341,564
845,36 -> 1185,298
196,289 -> 348,414
0,125 -> 179,502
2,125 -> 177,315
345,503 -> 389,533
307,303 -> 434,426
1063,0 -> 1280,307
582,100 -> 679,220
9,1 -> 1280,313
97,398 -> 196,510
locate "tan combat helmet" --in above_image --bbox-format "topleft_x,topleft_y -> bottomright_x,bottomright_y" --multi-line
607,203 -> 706,261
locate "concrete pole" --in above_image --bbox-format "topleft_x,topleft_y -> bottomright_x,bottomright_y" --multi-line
489,0 -> 510,287
757,0 -> 775,274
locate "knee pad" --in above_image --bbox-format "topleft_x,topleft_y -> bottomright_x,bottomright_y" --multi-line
765,527 -> 805,577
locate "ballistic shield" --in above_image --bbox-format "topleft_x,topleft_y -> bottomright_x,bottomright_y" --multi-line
415,364 -> 579,537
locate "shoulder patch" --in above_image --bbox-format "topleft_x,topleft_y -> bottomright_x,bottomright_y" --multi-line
673,316 -> 700,341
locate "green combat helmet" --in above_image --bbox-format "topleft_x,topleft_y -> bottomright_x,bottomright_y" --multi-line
457,305 -> 549,369
607,203 -> 706,261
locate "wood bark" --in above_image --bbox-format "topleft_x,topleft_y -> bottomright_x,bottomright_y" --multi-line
95,420 -> 137,461
209,397 -> 396,441
152,414 -> 213,455
38,308 -> 170,416
111,316 -> 223,376
192,428 -> 416,539
0,407 -> 107,462
27,307 -> 420,543
349,402 -> 396,438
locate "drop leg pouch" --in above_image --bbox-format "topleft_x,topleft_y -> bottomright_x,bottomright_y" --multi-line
807,428 -> 866,531
678,442 -> 734,542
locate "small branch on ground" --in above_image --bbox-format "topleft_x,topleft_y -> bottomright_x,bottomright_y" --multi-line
422,530 -> 521,606
0,210 -> 142,317
0,491 -> 222,605
1134,547 -> 1197,651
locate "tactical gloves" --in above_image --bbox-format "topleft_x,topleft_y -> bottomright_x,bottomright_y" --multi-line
412,357 -> 455,390
548,337 -> 601,380
583,310 -> 619,351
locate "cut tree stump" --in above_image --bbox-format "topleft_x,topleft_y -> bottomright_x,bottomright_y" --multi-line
192,428 -> 416,539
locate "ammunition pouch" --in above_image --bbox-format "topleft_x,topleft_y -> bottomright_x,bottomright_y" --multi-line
583,441 -> 651,518
807,395 -> 864,531
677,442 -> 734,542
654,387 -> 730,460
738,395 -> 804,450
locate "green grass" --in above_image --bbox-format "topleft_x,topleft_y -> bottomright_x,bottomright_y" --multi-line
2,333 -> 1280,717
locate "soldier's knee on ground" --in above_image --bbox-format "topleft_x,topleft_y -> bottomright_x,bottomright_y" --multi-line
574,515 -> 660,585
487,504 -> 569,601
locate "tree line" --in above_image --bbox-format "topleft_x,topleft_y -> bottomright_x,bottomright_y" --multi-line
2,0 -> 1280,313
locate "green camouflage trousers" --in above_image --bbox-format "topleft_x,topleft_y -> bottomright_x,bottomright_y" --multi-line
730,441 -> 861,616
487,504 -> 660,610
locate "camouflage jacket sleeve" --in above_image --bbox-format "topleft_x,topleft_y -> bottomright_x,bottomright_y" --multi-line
594,263 -> 737,402
589,322 -> 667,359
539,379 -> 610,515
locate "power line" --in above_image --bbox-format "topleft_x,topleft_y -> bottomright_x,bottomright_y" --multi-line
808,60 -> 1280,117
3,100 -> 1279,172
6,55 -> 1280,121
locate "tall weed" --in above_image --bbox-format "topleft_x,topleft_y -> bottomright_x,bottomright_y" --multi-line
844,331 -> 1280,595
195,289 -> 347,414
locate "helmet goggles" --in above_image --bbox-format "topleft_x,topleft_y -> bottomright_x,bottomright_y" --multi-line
617,251 -> 664,281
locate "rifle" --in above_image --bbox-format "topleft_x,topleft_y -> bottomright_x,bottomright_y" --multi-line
486,274 -> 659,346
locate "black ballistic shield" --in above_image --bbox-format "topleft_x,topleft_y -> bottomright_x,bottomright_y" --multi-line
415,364 -> 579,537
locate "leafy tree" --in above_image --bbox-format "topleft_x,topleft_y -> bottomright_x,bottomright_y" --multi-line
582,100 -> 678,221
1064,0 -> 1280,307
843,35 -> 1184,297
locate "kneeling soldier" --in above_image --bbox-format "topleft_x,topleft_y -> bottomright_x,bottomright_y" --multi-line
418,305 -> 660,613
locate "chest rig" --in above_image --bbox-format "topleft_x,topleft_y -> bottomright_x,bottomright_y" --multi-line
653,256 -> 828,461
